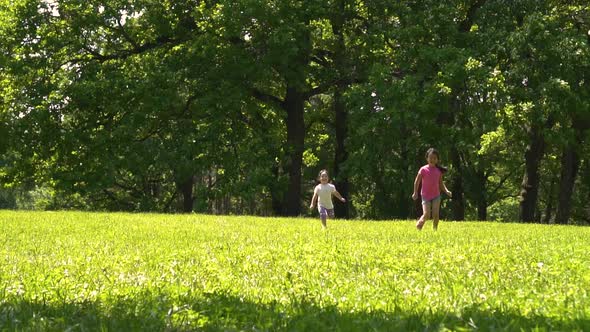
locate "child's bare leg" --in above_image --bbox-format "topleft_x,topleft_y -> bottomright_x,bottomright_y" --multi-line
319,207 -> 328,228
432,198 -> 441,230
326,209 -> 335,227
417,202 -> 431,230
320,213 -> 327,228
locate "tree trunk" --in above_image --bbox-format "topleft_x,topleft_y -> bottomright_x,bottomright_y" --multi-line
270,164 -> 283,215
584,159 -> 590,223
477,199 -> 487,221
331,1 -> 350,219
179,176 -> 194,213
283,86 -> 305,216
224,195 -> 231,214
450,148 -> 465,221
542,177 -> 556,224
555,143 -> 581,224
476,170 -> 487,221
333,86 -> 350,219
520,125 -> 546,223
399,134 -> 411,219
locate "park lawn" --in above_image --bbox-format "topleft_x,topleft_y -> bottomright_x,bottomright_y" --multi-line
0,211 -> 588,331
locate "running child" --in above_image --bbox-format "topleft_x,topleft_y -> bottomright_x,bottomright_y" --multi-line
309,169 -> 346,229
412,148 -> 452,230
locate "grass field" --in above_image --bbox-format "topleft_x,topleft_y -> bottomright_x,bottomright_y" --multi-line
0,211 -> 589,331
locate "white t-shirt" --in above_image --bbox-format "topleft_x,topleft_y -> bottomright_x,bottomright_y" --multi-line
315,183 -> 336,209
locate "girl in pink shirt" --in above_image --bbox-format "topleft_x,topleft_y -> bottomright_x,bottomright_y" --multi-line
412,148 -> 452,230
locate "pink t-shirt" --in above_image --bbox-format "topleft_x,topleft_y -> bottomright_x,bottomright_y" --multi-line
419,165 -> 442,201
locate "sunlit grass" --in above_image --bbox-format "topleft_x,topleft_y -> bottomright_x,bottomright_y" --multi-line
0,211 -> 588,331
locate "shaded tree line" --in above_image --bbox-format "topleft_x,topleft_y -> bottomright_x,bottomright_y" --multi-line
1,0 -> 589,224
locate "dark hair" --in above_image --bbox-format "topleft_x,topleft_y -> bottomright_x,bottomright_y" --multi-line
425,148 -> 448,173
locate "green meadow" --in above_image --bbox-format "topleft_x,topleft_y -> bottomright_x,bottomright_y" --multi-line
0,211 -> 588,331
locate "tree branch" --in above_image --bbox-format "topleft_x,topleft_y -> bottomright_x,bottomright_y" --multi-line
163,189 -> 179,212
101,189 -> 135,209
116,18 -> 140,49
488,193 -> 517,206
490,165 -> 522,198
96,35 -> 175,62
252,89 -> 284,108
459,0 -> 487,33
304,74 -> 368,99
113,180 -> 144,199
311,55 -> 331,67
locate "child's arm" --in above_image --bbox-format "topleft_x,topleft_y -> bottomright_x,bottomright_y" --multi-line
440,176 -> 452,197
310,191 -> 318,209
332,190 -> 346,203
412,173 -> 422,200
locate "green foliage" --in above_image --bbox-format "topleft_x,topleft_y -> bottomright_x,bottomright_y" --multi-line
0,211 -> 589,330
0,1 -> 589,222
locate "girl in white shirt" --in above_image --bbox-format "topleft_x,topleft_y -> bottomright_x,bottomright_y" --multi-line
309,170 -> 346,228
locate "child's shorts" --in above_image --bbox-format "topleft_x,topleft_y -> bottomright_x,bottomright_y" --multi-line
422,195 -> 441,205
318,206 -> 335,218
